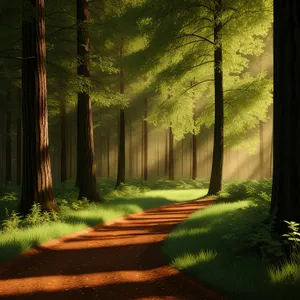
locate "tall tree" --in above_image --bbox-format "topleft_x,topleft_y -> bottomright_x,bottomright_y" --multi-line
5,89 -> 12,184
259,120 -> 264,180
76,0 -> 101,201
143,97 -> 148,180
115,46 -> 126,188
208,0 -> 224,195
60,99 -> 67,182
168,125 -> 175,180
271,0 -> 300,233
20,0 -> 57,215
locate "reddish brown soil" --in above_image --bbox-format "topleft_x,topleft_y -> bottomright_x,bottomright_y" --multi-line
0,198 -> 228,300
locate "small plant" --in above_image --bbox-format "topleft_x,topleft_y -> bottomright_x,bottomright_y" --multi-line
1,208 -> 22,233
71,202 -> 81,211
246,216 -> 284,262
24,203 -> 43,226
283,220 -> 300,262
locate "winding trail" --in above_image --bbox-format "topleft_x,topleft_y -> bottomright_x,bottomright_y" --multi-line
0,198 -> 227,300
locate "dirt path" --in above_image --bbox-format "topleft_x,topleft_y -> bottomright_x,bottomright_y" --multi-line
0,198 -> 227,300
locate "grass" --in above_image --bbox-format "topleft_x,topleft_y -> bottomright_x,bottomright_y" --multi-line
162,179 -> 300,300
0,178 -> 208,264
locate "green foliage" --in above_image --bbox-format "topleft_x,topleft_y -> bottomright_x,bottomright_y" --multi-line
246,216 -> 284,263
1,208 -> 22,233
105,183 -> 150,201
283,221 -> 300,263
217,179 -> 272,202
1,203 -> 61,234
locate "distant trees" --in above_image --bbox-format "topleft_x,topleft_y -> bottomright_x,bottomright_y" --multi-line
20,0 -> 57,215
271,0 -> 300,233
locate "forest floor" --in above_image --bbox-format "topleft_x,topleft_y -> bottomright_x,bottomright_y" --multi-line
0,198 -> 228,300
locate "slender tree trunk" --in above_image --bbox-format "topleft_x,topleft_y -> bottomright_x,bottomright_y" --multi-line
143,98 -> 148,181
168,125 -> 174,180
192,99 -> 197,180
107,129 -> 110,178
20,0 -> 57,215
157,139 -> 160,177
76,0 -> 101,201
271,1 -> 300,233
259,120 -> 264,180
192,132 -> 197,180
116,109 -> 125,187
16,111 -> 22,185
208,0 -> 224,195
60,100 -> 67,182
115,46 -> 126,188
5,90 -> 12,184
69,122 -> 73,179
181,139 -> 184,177
129,118 -> 133,178
165,130 -> 168,178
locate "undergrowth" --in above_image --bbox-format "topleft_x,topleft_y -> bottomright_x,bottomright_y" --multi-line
0,178 -> 207,263
163,179 -> 300,300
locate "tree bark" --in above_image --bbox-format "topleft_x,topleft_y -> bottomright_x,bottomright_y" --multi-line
192,132 -> 197,180
208,0 -> 224,195
60,100 -> 67,182
76,0 -> 101,201
129,118 -> 133,178
116,47 -> 126,188
5,90 -> 12,184
143,98 -> 148,181
116,109 -> 125,187
16,111 -> 22,185
271,0 -> 300,233
164,130 -> 168,178
107,128 -> 110,178
259,120 -> 264,180
20,0 -> 57,216
69,122 -> 73,179
168,125 -> 174,180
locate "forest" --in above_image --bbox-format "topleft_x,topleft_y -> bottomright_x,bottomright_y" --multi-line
0,0 -> 299,299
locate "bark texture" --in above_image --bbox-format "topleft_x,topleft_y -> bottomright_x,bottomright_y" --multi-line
208,0 -> 224,195
5,90 -> 12,184
116,45 -> 126,188
168,126 -> 174,180
20,0 -> 57,215
143,98 -> 148,181
271,0 -> 300,233
60,100 -> 67,182
76,0 -> 101,201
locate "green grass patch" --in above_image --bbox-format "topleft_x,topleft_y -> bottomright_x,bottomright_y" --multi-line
163,179 -> 300,300
0,179 -> 207,264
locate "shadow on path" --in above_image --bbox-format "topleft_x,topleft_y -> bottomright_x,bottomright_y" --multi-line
0,198 -> 228,300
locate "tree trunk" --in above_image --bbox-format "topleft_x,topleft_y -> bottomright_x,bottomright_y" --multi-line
116,109 -> 125,187
16,112 -> 22,185
259,120 -> 264,180
115,46 -> 126,188
143,98 -> 148,181
60,100 -> 67,182
208,0 -> 224,195
129,118 -> 133,178
5,90 -> 12,184
168,125 -> 174,180
69,122 -> 73,179
192,132 -> 197,180
165,130 -> 168,178
76,0 -> 101,201
20,0 -> 57,215
157,140 -> 160,177
107,129 -> 110,178
271,0 -> 300,233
